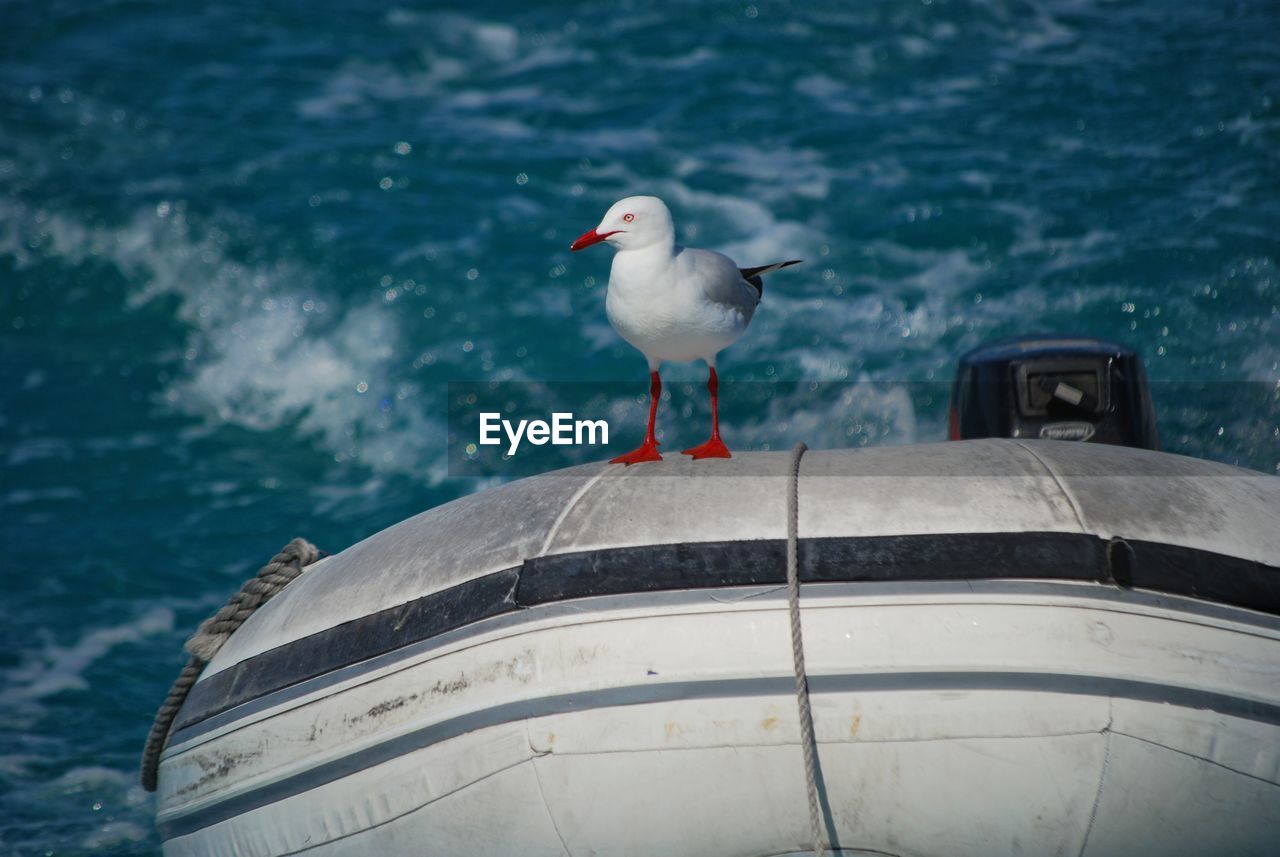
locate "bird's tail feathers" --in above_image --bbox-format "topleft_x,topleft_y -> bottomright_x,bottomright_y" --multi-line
739,259 -> 802,281
739,259 -> 801,298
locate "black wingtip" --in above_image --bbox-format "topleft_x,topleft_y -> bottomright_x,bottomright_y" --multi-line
738,259 -> 804,281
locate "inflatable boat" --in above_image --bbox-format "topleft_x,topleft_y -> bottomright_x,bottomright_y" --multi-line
151,440 -> 1280,856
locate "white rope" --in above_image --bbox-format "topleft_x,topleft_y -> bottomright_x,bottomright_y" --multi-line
786,442 -> 825,856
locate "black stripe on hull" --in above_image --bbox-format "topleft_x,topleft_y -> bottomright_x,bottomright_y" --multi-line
173,532 -> 1280,738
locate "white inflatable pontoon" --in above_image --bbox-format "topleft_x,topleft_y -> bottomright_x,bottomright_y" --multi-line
154,440 -> 1280,856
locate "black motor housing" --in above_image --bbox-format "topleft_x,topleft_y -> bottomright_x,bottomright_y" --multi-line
949,336 -> 1159,449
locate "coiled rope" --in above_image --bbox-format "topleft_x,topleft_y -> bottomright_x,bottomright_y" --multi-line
786,442 -> 826,855
140,538 -> 322,792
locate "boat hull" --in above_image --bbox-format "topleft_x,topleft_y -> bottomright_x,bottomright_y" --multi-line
152,442 -> 1280,855
158,581 -> 1280,856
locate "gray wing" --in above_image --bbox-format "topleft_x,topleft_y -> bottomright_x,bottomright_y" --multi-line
677,246 -> 761,311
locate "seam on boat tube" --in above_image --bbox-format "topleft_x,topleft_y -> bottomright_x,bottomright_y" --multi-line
1076,699 -> 1113,857
1110,730 -> 1280,788
528,746 -> 574,857
536,467 -> 613,559
1013,440 -> 1090,534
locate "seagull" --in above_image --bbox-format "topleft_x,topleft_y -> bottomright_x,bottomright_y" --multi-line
570,195 -> 800,464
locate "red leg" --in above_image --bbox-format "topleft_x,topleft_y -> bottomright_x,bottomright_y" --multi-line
611,370 -> 663,465
682,367 -> 732,459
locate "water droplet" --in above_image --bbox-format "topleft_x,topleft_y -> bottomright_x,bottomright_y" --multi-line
516,172 -> 529,185
356,382 -> 368,393
379,177 -> 393,190
394,141 -> 412,155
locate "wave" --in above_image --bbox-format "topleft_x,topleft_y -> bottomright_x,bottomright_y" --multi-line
0,606 -> 174,713
1,201 -> 449,479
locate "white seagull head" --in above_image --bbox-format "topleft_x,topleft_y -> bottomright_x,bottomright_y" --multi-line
570,195 -> 674,253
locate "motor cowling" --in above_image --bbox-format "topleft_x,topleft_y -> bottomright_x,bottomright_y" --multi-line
949,336 -> 1159,449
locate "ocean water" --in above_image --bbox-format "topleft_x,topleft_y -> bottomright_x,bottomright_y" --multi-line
1,0 -> 1277,852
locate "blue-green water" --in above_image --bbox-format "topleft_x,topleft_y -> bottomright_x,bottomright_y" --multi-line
1,1 -> 1277,852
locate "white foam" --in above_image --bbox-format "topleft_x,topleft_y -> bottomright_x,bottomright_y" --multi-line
53,766 -> 133,791
1,487 -> 83,506
794,74 -> 848,103
730,377 -> 922,450
82,821 -> 149,850
560,127 -> 664,153
500,45 -> 596,77
445,85 -> 543,110
694,143 -> 836,202
5,438 -> 74,467
0,606 -> 174,709
296,60 -> 414,119
1007,7 -> 1079,55
0,754 -> 40,777
6,202 -> 446,477
0,202 -> 35,267
300,12 -> 591,124
653,182 -> 824,265
625,46 -> 718,70
296,56 -> 467,120
471,22 -> 519,61
898,35 -> 936,59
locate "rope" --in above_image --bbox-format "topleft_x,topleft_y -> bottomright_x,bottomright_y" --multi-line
786,442 -> 825,856
140,538 -> 321,792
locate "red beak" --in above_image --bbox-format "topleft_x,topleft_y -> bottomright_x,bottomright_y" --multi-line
570,229 -> 618,251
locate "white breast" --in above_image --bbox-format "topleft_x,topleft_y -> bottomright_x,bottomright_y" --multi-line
605,245 -> 756,365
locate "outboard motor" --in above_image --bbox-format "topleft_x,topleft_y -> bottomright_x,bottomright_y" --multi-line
949,336 -> 1159,449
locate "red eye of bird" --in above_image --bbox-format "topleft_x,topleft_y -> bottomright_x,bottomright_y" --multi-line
623,213 -> 635,223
